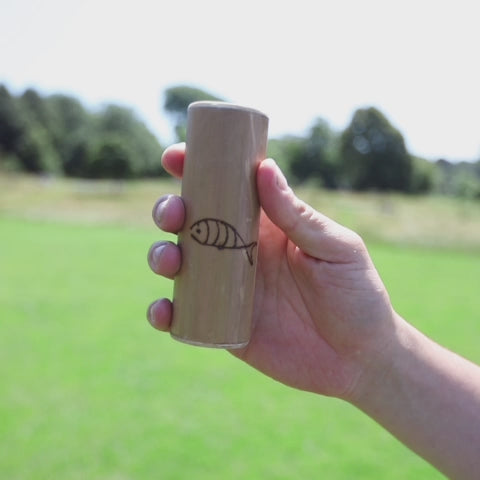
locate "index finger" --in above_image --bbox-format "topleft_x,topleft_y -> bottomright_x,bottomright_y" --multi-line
161,143 -> 185,179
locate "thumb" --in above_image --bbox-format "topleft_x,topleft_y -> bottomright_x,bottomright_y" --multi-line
257,159 -> 363,263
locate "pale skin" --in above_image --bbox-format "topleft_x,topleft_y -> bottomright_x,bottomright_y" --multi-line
148,143 -> 480,479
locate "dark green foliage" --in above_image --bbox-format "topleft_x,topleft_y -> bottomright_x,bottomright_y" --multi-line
339,107 -> 413,191
15,126 -> 61,173
409,156 -> 436,194
0,85 -> 24,153
0,85 -> 61,173
87,134 -> 133,179
268,135 -> 307,184
268,111 -> 446,194
62,130 -> 91,177
21,89 -> 57,135
435,159 -> 480,198
1,82 -> 479,194
267,120 -> 341,188
163,85 -> 224,141
266,137 -> 293,175
44,94 -> 91,163
290,118 -> 340,188
94,104 -> 164,177
0,84 -> 165,178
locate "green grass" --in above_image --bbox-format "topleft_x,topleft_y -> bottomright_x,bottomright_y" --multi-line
1,176 -> 480,479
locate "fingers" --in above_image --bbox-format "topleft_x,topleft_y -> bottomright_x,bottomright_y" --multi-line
147,240 -> 178,331
148,187 -> 184,332
147,298 -> 172,331
161,143 -> 185,179
257,158 -> 365,263
152,194 -> 185,234
148,241 -> 181,279
148,143 -> 185,334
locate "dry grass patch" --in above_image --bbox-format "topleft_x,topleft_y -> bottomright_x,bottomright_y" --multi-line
1,173 -> 480,250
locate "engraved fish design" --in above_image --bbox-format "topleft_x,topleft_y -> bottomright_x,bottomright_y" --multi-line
190,218 -> 257,266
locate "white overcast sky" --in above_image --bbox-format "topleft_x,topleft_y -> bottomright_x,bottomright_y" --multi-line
1,0 -> 479,161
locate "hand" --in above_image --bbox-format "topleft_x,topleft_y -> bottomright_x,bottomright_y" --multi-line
148,143 -> 397,399
148,144 -> 480,479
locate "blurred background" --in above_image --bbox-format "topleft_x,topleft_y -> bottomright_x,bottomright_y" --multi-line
1,1 -> 479,479
1,0 -> 480,189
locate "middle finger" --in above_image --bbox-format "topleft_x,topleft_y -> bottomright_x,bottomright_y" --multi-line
148,241 -> 181,279
152,194 -> 186,233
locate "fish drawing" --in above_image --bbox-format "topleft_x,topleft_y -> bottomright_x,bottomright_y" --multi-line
190,218 -> 257,266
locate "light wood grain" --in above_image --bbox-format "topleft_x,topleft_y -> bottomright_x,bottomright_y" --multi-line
171,102 -> 269,348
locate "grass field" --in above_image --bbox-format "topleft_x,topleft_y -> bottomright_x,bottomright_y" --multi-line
1,174 -> 480,479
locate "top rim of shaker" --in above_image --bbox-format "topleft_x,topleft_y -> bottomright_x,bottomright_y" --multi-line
188,101 -> 268,120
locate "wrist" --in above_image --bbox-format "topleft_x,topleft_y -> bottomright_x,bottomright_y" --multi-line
344,311 -> 415,409
344,312 -> 480,479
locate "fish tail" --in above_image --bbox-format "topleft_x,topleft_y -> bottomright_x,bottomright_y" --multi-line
245,242 -> 257,266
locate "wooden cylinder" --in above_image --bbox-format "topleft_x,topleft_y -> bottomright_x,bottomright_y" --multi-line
171,101 -> 269,348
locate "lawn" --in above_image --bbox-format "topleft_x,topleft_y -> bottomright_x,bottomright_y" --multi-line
1,176 -> 479,479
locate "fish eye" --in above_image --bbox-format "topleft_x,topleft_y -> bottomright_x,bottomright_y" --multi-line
196,227 -> 202,234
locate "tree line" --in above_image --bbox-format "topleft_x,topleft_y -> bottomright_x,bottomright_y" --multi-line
164,86 -> 480,198
268,111 -> 480,197
0,84 -> 164,179
1,83 -> 480,197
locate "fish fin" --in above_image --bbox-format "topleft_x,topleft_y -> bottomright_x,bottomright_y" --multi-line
245,242 -> 257,266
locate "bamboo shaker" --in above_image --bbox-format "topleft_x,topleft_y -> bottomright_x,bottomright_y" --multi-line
171,101 -> 269,348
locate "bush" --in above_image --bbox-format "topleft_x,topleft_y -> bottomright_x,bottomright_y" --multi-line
340,107 -> 412,191
87,135 -> 133,179
0,84 -> 165,178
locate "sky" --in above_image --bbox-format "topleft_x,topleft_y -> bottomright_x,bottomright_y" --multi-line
1,0 -> 479,162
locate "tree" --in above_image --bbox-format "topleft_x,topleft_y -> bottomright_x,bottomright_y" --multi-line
435,159 -> 480,198
163,85 -> 224,141
19,88 -> 61,173
290,118 -> 340,187
0,85 -> 61,173
87,134 -> 133,179
20,88 -> 55,131
267,136 -> 301,182
339,107 -> 412,191
95,104 -> 164,177
16,126 -> 61,173
25,93 -> 93,176
45,94 -> 91,163
1,86 -> 165,178
268,120 -> 341,187
270,135 -> 308,184
62,130 -> 91,177
0,85 -> 24,154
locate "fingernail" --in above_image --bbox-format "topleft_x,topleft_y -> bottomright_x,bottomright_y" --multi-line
152,243 -> 167,269
153,195 -> 170,227
275,163 -> 289,191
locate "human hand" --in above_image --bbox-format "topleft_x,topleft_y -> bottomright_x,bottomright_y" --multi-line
148,143 -> 397,400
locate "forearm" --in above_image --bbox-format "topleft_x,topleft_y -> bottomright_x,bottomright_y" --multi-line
351,313 -> 480,479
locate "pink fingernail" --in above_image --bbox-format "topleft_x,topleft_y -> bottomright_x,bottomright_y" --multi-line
152,243 -> 166,268
154,195 -> 170,227
275,163 -> 289,191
